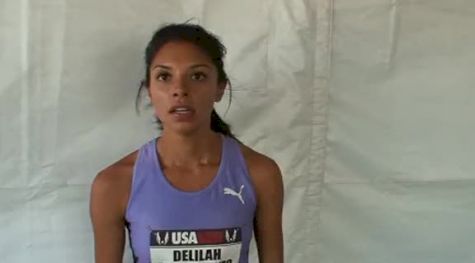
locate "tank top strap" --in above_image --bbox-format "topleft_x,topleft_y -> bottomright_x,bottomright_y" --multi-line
126,137 -> 159,219
222,136 -> 250,176
220,136 -> 257,207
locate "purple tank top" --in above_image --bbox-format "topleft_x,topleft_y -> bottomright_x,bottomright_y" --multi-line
125,134 -> 257,263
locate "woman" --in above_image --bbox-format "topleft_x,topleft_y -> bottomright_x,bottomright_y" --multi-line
90,23 -> 284,263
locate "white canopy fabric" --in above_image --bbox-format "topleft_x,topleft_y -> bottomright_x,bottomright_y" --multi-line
1,0 -> 474,262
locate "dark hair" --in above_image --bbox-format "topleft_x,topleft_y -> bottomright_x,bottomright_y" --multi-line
136,22 -> 235,139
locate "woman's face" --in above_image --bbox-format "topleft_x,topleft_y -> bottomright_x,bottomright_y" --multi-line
148,41 -> 225,135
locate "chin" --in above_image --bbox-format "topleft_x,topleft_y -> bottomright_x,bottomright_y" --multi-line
167,123 -> 202,136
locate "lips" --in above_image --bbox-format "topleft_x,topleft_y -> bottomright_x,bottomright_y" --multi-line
169,105 -> 195,115
169,105 -> 195,122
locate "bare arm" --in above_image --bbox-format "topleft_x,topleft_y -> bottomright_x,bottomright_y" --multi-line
90,169 -> 129,263
252,158 -> 284,263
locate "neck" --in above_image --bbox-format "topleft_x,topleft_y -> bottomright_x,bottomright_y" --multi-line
157,128 -> 223,167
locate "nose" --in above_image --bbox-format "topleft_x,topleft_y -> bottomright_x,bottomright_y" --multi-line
171,77 -> 189,98
172,88 -> 188,98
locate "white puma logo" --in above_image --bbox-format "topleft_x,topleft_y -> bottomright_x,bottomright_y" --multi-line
223,185 -> 245,205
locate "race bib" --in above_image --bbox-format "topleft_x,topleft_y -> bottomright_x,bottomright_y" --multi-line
150,227 -> 242,263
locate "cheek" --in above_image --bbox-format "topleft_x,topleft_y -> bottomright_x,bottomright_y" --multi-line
196,89 -> 217,110
149,88 -> 169,116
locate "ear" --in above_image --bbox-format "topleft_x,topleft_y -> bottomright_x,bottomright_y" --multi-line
140,80 -> 151,98
215,82 -> 226,102
147,86 -> 151,98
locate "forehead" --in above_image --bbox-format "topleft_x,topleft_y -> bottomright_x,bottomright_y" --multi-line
151,41 -> 213,67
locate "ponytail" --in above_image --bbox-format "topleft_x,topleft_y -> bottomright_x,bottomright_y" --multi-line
210,109 -> 236,139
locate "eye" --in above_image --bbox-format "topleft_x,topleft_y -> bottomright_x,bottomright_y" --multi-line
191,72 -> 207,81
156,72 -> 171,81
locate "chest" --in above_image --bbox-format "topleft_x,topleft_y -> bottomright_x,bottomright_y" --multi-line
161,163 -> 220,192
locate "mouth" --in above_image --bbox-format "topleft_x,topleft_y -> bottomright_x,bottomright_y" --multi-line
168,105 -> 195,121
169,105 -> 195,114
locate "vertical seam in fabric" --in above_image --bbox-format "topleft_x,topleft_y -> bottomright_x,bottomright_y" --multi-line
21,0 -> 32,257
310,0 -> 334,259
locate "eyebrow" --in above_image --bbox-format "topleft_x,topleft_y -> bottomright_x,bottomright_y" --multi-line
152,64 -> 212,70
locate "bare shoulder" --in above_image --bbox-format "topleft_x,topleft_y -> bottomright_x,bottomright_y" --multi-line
90,150 -> 139,262
238,143 -> 283,195
93,150 -> 138,189
91,150 -> 139,217
238,141 -> 284,262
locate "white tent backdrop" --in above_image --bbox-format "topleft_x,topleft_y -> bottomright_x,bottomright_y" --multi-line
1,0 -> 474,262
